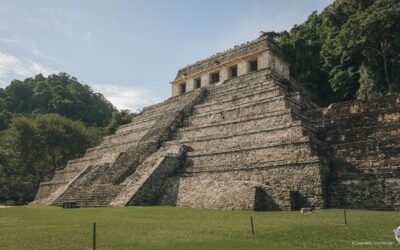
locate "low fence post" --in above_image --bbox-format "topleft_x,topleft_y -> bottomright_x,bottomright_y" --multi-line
250,216 -> 255,236
93,222 -> 96,250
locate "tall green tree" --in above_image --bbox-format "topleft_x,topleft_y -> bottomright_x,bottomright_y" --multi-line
0,114 -> 101,203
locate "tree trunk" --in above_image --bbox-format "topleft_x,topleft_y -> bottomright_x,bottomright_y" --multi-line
380,39 -> 391,91
382,53 -> 391,91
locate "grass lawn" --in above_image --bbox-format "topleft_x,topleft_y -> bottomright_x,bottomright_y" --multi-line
0,206 -> 399,249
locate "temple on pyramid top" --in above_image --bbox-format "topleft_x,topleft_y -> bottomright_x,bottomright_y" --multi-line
171,36 -> 290,97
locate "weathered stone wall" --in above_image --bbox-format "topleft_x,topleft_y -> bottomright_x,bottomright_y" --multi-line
159,163 -> 325,210
309,95 -> 400,209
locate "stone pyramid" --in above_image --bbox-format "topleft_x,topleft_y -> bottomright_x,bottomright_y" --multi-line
33,37 -> 399,210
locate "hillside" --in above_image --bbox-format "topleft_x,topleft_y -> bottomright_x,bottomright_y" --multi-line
0,73 -> 137,204
0,73 -> 116,130
261,0 -> 400,105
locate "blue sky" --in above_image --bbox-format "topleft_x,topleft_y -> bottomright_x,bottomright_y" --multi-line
0,0 -> 332,111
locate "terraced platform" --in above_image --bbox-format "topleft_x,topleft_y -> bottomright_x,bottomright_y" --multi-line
309,95 -> 400,209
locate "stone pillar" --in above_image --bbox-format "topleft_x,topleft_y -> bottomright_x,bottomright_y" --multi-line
262,50 -> 290,78
258,51 -> 268,70
238,61 -> 248,76
172,83 -> 180,97
275,56 -> 290,78
220,66 -> 229,83
186,78 -> 195,92
201,74 -> 210,87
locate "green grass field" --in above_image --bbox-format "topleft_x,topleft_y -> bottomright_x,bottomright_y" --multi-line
0,206 -> 399,249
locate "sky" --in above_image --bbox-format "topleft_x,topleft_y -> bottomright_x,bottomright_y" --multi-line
0,0 -> 332,112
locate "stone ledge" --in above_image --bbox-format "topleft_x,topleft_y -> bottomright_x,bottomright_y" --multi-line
313,94 -> 400,116
68,152 -> 119,165
114,123 -> 152,136
194,91 -> 284,115
182,159 -> 322,174
332,136 -> 400,149
103,130 -> 147,143
324,123 -> 400,142
207,76 -> 272,98
187,136 -> 311,157
116,118 -> 159,134
86,140 -> 140,152
141,88 -> 202,113
54,168 -> 81,175
178,121 -> 302,143
195,86 -> 281,109
183,109 -> 292,131
190,95 -> 287,120
310,108 -> 400,125
39,180 -> 69,186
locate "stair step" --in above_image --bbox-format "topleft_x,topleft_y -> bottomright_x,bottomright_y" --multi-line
185,137 -> 316,171
178,122 -> 304,154
323,123 -> 400,143
188,96 -> 289,126
195,87 -> 282,114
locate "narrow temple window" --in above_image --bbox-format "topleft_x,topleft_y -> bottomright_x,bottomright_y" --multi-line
210,72 -> 220,84
229,65 -> 238,78
249,59 -> 258,72
180,83 -> 186,94
195,78 -> 201,89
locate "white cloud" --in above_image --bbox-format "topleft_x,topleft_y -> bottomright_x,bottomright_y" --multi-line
0,36 -> 19,43
0,52 -> 56,87
90,83 -> 161,112
85,31 -> 92,46
31,42 -> 46,57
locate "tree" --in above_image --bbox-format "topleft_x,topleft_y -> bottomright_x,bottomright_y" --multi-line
0,114 -> 101,203
335,0 -> 400,94
0,73 -> 117,129
261,0 -> 400,104
357,64 -> 381,100
104,110 -> 137,135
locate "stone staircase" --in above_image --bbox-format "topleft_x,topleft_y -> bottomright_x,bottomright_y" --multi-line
309,95 -> 400,209
33,88 -> 206,206
158,69 -> 329,210
109,145 -> 187,207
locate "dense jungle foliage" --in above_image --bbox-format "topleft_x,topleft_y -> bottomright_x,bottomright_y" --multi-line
261,0 -> 400,104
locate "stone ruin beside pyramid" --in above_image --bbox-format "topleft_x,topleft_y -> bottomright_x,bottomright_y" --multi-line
33,37 -> 400,210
